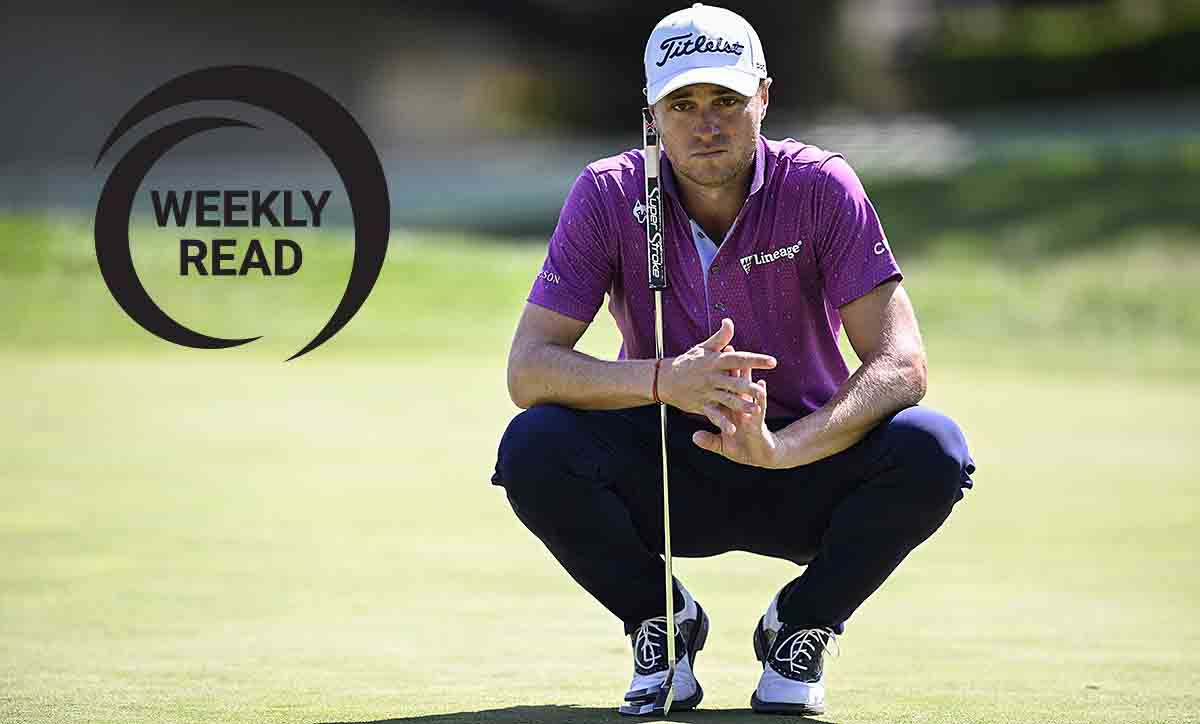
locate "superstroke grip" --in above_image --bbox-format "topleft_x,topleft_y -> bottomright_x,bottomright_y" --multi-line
642,108 -> 667,291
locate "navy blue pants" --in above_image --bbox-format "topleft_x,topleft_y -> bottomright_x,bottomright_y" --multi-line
491,404 -> 974,635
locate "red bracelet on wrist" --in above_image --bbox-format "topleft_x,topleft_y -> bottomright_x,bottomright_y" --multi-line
652,359 -> 663,404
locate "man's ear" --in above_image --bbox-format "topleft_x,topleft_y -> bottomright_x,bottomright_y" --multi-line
759,77 -> 772,122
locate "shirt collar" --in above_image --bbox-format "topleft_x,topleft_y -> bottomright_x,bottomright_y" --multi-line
658,134 -> 767,201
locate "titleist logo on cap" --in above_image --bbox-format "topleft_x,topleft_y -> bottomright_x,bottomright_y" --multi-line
656,32 -> 744,67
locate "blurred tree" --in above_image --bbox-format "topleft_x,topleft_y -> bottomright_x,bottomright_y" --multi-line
413,0 -> 842,132
913,0 -> 1200,108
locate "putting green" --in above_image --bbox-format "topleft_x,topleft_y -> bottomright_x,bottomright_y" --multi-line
2,353 -> 1196,723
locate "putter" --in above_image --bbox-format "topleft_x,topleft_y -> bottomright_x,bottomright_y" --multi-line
643,106 -> 676,716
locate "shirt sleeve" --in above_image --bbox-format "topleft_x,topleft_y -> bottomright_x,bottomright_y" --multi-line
812,155 -> 902,309
527,168 -> 614,323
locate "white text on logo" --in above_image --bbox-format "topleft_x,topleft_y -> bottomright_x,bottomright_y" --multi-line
740,241 -> 803,274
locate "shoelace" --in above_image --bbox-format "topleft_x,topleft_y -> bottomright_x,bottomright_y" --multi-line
633,617 -> 669,668
773,627 -> 839,674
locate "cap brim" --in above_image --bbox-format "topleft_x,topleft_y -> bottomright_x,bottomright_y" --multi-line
647,67 -> 760,105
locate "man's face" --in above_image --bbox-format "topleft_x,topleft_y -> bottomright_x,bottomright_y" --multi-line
652,80 -> 769,189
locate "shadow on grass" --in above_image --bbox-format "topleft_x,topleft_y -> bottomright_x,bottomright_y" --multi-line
322,705 -> 837,724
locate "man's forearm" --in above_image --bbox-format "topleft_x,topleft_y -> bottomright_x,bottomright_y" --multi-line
508,342 -> 657,410
774,351 -> 926,468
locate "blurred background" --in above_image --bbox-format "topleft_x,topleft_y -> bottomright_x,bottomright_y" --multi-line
2,2 -> 1198,723
7,0 -> 1200,232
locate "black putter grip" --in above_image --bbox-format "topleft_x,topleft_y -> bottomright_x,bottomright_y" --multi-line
642,108 -> 667,291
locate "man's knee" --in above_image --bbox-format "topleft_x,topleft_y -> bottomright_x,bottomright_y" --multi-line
882,406 -> 974,507
493,404 -> 585,504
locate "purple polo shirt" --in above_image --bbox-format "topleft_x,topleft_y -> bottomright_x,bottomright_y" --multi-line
528,135 -> 901,419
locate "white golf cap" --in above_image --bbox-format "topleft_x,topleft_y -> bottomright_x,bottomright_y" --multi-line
644,3 -> 767,105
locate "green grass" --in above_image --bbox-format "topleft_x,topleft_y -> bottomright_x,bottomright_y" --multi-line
1,219 -> 1197,379
5,139 -> 1199,374
2,356 -> 1197,724
2,144 -> 1199,723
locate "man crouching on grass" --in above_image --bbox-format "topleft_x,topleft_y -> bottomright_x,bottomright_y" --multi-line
491,3 -> 976,717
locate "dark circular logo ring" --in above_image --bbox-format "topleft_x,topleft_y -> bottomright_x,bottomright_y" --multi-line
94,65 -> 390,361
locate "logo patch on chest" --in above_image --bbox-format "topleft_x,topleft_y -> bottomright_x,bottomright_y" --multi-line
633,200 -> 647,225
740,240 -> 803,274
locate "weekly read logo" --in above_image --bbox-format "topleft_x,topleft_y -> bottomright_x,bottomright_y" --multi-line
94,65 -> 390,361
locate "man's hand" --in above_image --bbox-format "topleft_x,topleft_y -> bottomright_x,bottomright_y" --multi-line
691,355 -> 782,468
657,318 -> 777,434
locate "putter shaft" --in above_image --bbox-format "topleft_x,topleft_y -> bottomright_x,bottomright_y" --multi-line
656,290 -> 675,715
643,107 -> 675,715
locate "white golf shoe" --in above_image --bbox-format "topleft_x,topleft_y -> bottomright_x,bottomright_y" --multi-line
750,590 -> 837,716
618,583 -> 709,716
